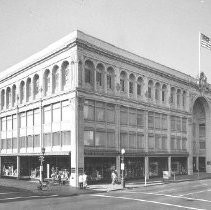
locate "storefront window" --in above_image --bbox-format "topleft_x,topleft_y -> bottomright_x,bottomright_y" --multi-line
84,130 -> 94,146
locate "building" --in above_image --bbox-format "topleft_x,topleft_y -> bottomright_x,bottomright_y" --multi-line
0,30 -> 211,187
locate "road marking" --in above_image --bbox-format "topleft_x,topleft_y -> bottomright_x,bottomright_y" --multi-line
92,194 -> 206,210
153,188 -> 176,193
0,192 -> 17,195
0,194 -> 59,201
192,184 -> 208,187
179,189 -> 211,196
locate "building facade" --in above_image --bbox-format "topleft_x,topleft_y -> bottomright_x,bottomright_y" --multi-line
0,30 -> 211,187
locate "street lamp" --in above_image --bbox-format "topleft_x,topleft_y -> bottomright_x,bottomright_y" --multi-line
121,148 -> 125,188
39,147 -> 45,182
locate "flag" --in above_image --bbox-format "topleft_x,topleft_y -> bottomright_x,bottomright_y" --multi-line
201,33 -> 211,50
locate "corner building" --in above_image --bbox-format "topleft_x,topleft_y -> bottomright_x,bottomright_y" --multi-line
0,30 -> 211,187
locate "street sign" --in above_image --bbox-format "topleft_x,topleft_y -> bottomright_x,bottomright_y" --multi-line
121,163 -> 125,170
163,171 -> 169,179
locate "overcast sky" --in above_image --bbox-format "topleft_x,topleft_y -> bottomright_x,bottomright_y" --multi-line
0,0 -> 211,81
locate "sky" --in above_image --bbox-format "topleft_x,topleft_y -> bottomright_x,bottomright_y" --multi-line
0,0 -> 211,81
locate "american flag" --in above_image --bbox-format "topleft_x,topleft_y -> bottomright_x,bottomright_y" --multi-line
201,33 -> 211,50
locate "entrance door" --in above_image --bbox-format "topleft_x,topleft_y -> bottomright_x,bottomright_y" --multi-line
193,157 -> 197,172
199,157 -> 206,172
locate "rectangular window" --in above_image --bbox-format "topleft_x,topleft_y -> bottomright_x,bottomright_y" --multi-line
162,114 -> 167,130
1,139 -> 6,149
129,109 -> 136,126
19,136 -> 26,148
137,84 -> 141,96
20,112 -> 26,128
52,132 -> 60,146
7,116 -> 12,131
34,109 -> 40,126
27,135 -> 33,148
12,115 -> 17,130
107,74 -> 112,89
1,118 -> 6,131
34,135 -> 40,147
177,137 -> 181,150
44,105 -> 51,124
137,134 -> 144,149
106,104 -> 115,123
7,138 -> 12,149
84,130 -> 94,146
148,135 -> 154,149
148,112 -> 154,129
62,100 -> 70,122
182,118 -> 187,133
120,106 -> 128,125
155,134 -> 160,150
96,102 -> 105,122
176,117 -> 181,132
12,138 -> 17,149
182,138 -> 187,150
120,133 -> 128,148
84,100 -> 94,121
171,136 -> 175,150
199,124 -> 205,137
95,131 -> 106,147
171,116 -> 176,131
162,136 -> 167,150
43,133 -> 51,147
137,110 -> 144,128
107,132 -> 115,148
155,113 -> 160,130
53,103 -> 61,122
129,133 -> 136,148
27,110 -> 33,127
199,141 -> 206,149
85,69 -> 91,83
120,79 -> 125,92
129,82 -> 133,94
96,72 -> 102,86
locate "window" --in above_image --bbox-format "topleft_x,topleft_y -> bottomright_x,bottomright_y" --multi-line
155,82 -> 160,101
96,63 -> 104,87
182,138 -> 187,150
107,132 -> 115,148
129,108 -> 136,126
62,100 -> 70,122
176,117 -> 181,132
171,116 -> 176,131
137,134 -> 144,149
182,91 -> 186,108
61,61 -> 70,90
34,135 -> 40,147
120,133 -> 128,148
162,114 -> 167,130
84,130 -> 94,146
53,103 -> 61,122
120,71 -> 127,92
177,89 -> 181,107
7,138 -> 12,149
85,60 -> 94,85
7,116 -> 12,131
19,136 -> 26,148
155,134 -> 160,150
44,105 -> 51,124
34,109 -> 40,126
129,133 -> 136,148
148,80 -> 153,99
1,118 -> 6,131
84,100 -> 94,121
182,118 -> 187,133
43,133 -> 51,147
20,81 -> 25,104
120,106 -> 128,125
52,65 -> 59,93
95,131 -> 106,147
129,74 -> 135,94
177,137 -> 181,150
171,136 -> 175,150
33,74 -> 39,99
107,67 -> 114,90
148,112 -> 154,129
199,141 -> 206,149
137,110 -> 144,127
170,87 -> 176,105
44,69 -> 51,96
12,85 -> 16,107
1,139 -> 6,149
52,132 -> 60,146
148,135 -> 154,149
106,103 -> 115,123
137,77 -> 143,96
12,115 -> 17,130
6,87 -> 11,108
20,112 -> 26,128
12,138 -> 17,149
1,90 -> 5,109
26,78 -> 32,102
27,110 -> 33,128
162,136 -> 167,150
96,102 -> 105,122
162,84 -> 166,103
27,135 -> 33,148
61,131 -> 71,145
155,113 -> 160,130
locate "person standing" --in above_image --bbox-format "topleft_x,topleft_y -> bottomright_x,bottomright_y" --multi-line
79,174 -> 83,189
107,170 -> 117,192
82,172 -> 88,189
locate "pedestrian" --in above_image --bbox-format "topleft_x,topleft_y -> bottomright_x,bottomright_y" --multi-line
82,172 -> 88,189
107,170 -> 117,192
79,174 -> 83,189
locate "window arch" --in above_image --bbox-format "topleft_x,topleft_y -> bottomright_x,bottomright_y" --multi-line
170,87 -> 176,105
107,67 -> 114,90
148,80 -> 153,99
6,87 -> 11,108
33,74 -> 39,99
44,69 -> 50,96
120,71 -> 127,92
177,89 -> 181,107
52,65 -> 59,93
162,84 -> 167,103
96,63 -> 104,88
129,73 -> 135,94
20,81 -> 25,104
155,82 -> 161,101
12,85 -> 16,107
137,77 -> 143,96
182,91 -> 186,108
61,61 -> 70,90
26,78 -> 32,102
1,89 -> 5,109
85,60 -> 94,85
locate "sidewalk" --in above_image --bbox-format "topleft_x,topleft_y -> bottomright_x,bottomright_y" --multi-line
0,172 -> 211,196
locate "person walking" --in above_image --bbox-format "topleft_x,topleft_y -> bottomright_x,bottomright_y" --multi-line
82,172 -> 88,189
107,170 -> 117,192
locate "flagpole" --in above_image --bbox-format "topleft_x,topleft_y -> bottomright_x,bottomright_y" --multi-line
199,32 -> 201,77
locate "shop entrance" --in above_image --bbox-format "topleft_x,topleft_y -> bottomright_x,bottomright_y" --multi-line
199,157 -> 206,172
149,157 -> 168,177
171,157 -> 187,175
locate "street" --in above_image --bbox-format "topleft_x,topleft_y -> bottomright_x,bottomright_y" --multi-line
1,179 -> 211,209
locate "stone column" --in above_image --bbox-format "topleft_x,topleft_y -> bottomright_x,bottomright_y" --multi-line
69,97 -> 84,187
166,84 -> 171,108
142,77 -> 148,102
116,156 -> 121,182
168,156 -> 172,177
187,117 -> 193,175
167,115 -> 171,153
144,156 -> 149,179
17,156 -> 20,179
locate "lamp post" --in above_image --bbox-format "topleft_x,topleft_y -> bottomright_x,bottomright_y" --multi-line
121,148 -> 125,188
39,147 -> 45,182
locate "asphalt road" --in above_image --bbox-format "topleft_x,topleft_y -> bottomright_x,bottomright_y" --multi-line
1,179 -> 211,210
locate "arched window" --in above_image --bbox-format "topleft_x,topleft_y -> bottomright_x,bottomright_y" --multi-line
20,81 -> 25,104
120,71 -> 127,92
177,89 -> 181,107
12,85 -> 16,107
162,84 -> 167,103
137,77 -> 143,96
33,74 -> 39,99
170,87 -> 176,105
155,82 -> 161,101
96,63 -> 104,88
44,69 -> 50,96
182,91 -> 186,108
26,78 -> 32,102
85,60 -> 94,85
61,61 -> 70,90
6,87 -> 11,108
129,74 -> 135,94
52,65 -> 59,93
148,80 -> 153,99
107,67 -> 114,90
1,89 -> 5,110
